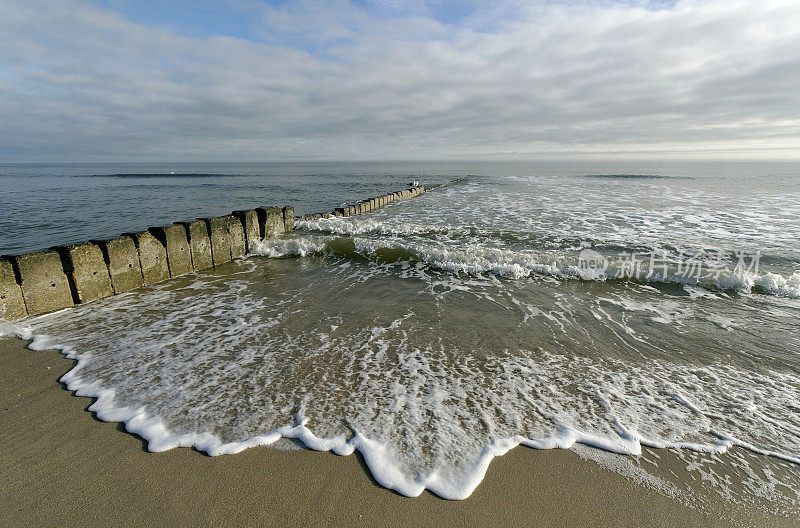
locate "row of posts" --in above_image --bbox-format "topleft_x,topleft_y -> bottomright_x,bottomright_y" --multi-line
0,206 -> 294,320
1,179 -> 460,321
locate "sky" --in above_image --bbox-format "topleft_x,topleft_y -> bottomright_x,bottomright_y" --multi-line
1,0 -> 798,162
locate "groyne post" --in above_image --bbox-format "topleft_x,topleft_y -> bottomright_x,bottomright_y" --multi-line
125,231 -> 170,285
227,216 -> 246,259
55,242 -> 114,304
181,220 -> 213,271
283,206 -> 295,232
257,207 -> 285,238
96,236 -> 145,294
233,210 -> 261,249
205,216 -> 232,266
150,225 -> 193,278
0,257 -> 26,320
13,250 -> 74,316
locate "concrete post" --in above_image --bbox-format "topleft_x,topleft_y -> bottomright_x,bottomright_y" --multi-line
126,231 -> 169,286
205,216 -> 232,265
151,225 -> 192,277
0,257 -> 26,320
56,242 -> 114,304
257,207 -> 285,238
227,216 -> 246,259
96,236 -> 144,294
233,210 -> 260,248
181,220 -> 213,271
13,251 -> 74,315
283,206 -> 295,231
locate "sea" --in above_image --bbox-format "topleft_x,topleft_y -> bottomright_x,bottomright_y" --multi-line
1,162 -> 798,513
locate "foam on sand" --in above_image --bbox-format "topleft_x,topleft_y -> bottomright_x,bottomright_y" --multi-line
2,254 -> 798,503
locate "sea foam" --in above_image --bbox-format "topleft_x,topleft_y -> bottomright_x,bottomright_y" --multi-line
3,254 -> 798,502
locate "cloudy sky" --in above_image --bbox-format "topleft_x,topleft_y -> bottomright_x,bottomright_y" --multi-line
1,0 -> 799,161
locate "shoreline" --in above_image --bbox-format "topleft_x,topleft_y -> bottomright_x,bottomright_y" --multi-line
0,336 -> 792,527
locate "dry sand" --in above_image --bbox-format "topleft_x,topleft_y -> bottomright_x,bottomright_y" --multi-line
0,336 -> 791,527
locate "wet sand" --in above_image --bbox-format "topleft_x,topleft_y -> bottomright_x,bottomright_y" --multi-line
0,336 -> 790,528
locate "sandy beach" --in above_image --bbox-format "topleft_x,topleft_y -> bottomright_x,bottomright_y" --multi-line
2,336 -> 793,528
4,0 -> 800,524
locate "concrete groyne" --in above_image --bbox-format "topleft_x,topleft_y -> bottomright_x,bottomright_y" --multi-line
0,179 -> 459,321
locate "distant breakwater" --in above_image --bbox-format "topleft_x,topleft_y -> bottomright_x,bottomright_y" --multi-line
0,180 -> 459,321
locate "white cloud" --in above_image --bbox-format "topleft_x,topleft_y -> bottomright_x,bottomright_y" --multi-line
0,0 -> 799,161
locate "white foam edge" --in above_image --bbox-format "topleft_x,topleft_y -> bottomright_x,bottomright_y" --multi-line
251,230 -> 800,299
3,323 -> 799,500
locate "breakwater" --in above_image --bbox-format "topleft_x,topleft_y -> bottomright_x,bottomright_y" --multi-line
0,180 -> 459,320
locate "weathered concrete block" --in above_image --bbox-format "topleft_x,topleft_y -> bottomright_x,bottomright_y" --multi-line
0,258 -> 26,320
56,242 -> 113,304
14,251 -> 73,316
257,207 -> 285,238
151,225 -> 192,278
205,216 -> 232,265
233,209 -> 260,248
334,207 -> 345,217
283,206 -> 295,231
227,216 -> 246,259
182,220 -> 213,271
126,231 -> 169,285
345,205 -> 355,216
96,236 -> 144,294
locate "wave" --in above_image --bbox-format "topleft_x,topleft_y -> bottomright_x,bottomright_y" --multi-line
100,173 -> 233,178
251,234 -> 800,299
581,174 -> 675,179
2,322 -> 797,501
249,237 -> 330,258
